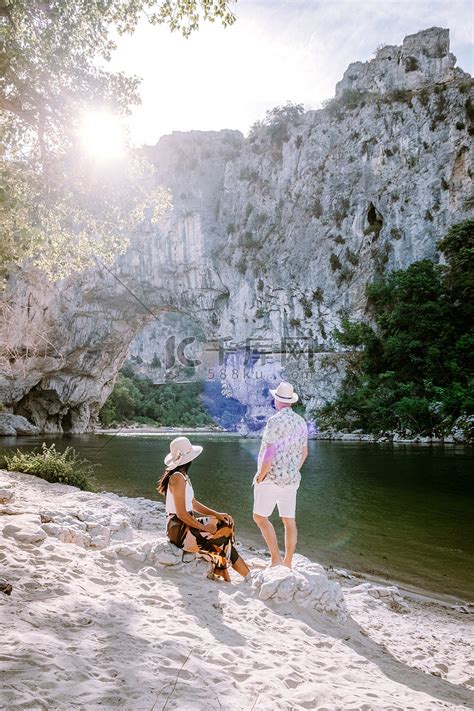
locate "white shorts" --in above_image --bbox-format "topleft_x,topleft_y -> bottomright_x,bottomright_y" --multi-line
253,482 -> 299,518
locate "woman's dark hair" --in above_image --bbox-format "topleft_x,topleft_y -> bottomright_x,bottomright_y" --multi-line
157,460 -> 192,497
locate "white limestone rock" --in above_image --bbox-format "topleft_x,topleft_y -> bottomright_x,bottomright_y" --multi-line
0,413 -> 40,435
41,521 -> 91,548
39,500 -> 134,549
0,485 -> 15,503
102,541 -> 154,563
147,540 -> 185,567
87,523 -> 111,549
450,415 -> 474,443
3,515 -> 47,544
347,582 -> 411,613
335,27 -> 461,96
251,561 -> 347,617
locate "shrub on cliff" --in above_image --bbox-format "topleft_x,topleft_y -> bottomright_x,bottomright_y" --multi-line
249,102 -> 304,155
2,443 -> 97,491
317,221 -> 474,437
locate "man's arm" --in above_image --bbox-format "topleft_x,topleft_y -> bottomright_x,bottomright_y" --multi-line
256,443 -> 275,483
300,443 -> 308,468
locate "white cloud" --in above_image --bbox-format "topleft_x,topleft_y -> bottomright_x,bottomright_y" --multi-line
109,0 -> 474,145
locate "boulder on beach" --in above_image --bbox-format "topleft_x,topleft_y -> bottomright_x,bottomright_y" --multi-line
347,582 -> 411,613
3,514 -> 47,544
0,413 -> 40,436
251,558 -> 347,618
0,484 -> 15,503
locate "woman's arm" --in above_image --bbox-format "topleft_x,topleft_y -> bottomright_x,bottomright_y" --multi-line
192,499 -> 231,522
169,474 -> 210,531
192,499 -> 220,517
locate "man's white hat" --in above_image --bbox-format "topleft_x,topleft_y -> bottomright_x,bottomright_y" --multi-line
270,381 -> 299,404
164,436 -> 203,468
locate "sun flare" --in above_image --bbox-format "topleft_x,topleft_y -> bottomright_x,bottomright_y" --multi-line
79,111 -> 125,160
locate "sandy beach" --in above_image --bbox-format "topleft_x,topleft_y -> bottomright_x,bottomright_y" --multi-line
1,469 -> 473,711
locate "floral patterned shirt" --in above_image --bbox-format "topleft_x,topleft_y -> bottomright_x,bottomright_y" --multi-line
257,407 -> 308,487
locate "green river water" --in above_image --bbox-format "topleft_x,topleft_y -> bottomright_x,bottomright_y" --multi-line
1,434 -> 472,602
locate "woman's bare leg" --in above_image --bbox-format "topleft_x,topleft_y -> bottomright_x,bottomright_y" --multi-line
232,555 -> 250,577
212,568 -> 231,582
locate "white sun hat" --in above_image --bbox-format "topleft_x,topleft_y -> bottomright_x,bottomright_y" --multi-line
164,436 -> 203,468
270,381 -> 299,404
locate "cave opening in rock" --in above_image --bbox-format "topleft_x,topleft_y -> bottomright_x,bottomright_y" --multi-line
367,202 -> 384,239
123,311 -> 254,431
62,409 -> 73,433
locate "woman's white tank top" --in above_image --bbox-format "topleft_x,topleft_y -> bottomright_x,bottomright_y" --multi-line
165,473 -> 195,514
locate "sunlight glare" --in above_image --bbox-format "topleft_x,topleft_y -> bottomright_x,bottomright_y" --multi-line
79,111 -> 125,160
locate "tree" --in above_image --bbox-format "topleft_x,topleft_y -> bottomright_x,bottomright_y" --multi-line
317,222 -> 474,436
99,369 -> 215,426
0,1 -> 237,283
437,220 -> 474,315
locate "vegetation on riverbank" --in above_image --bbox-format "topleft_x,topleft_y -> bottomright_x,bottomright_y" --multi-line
2,443 -> 97,491
99,368 -> 215,428
317,221 -> 474,440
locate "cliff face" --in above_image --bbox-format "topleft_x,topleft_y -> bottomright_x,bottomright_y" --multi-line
1,27 -> 473,432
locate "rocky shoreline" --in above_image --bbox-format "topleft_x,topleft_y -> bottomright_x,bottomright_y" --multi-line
0,413 -> 474,445
1,410 -> 472,445
94,424 -> 473,445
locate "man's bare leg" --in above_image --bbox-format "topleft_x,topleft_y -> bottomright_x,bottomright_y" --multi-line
281,517 -> 297,568
253,513 -> 282,565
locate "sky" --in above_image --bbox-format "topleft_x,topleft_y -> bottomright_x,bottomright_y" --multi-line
109,0 -> 474,146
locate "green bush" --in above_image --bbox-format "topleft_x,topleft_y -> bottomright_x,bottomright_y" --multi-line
346,248 -> 359,266
99,370 -> 215,428
243,231 -> 259,249
312,287 -> 324,303
330,253 -> 342,271
324,90 -> 375,116
236,256 -> 247,274
312,199 -> 323,219
2,443 -> 97,491
249,102 -> 304,154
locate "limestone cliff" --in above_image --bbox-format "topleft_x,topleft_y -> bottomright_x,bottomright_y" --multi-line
0,27 -> 472,432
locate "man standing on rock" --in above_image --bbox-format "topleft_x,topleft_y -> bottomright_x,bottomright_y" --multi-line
252,382 -> 308,568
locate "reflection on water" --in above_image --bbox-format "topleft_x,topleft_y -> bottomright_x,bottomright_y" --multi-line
1,434 -> 473,601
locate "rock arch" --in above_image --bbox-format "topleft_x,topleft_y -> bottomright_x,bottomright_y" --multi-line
1,230 -> 227,433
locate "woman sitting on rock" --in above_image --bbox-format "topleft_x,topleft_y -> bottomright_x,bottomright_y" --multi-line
158,437 -> 250,582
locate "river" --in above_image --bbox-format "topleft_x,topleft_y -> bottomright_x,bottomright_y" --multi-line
1,434 -> 472,602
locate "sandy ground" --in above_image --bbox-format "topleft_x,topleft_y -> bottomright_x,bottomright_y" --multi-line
1,470 -> 473,711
